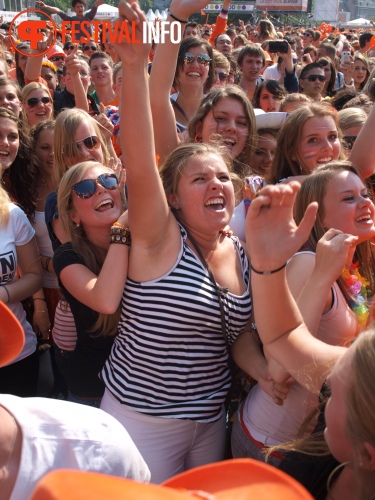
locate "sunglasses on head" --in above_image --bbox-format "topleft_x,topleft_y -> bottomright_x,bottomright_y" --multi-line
27,96 -> 52,107
64,45 -> 75,50
183,52 -> 211,67
84,45 -> 97,51
216,72 -> 228,81
343,135 -> 357,150
72,173 -> 118,199
50,56 -> 65,62
62,135 -> 101,154
302,74 -> 326,82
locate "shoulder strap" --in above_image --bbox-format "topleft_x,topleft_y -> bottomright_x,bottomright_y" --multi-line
170,97 -> 189,124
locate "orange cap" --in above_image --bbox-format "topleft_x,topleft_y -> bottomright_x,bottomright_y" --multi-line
31,460 -> 313,500
0,301 -> 24,367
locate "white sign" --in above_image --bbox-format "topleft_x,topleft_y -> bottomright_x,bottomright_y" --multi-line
203,3 -> 254,12
0,11 -> 29,24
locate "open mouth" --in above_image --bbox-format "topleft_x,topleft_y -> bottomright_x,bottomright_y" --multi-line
95,199 -> 114,211
355,214 -> 373,224
205,197 -> 225,211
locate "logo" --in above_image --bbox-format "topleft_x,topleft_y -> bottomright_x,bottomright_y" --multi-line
9,8 -> 182,56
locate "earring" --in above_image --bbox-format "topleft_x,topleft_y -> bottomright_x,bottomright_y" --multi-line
75,222 -> 80,227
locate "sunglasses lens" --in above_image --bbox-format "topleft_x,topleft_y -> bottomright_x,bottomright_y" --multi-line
82,136 -> 100,150
98,174 -> 118,190
41,97 -> 51,104
27,98 -> 39,107
218,73 -> 228,81
183,53 -> 194,64
343,136 -> 356,149
197,54 -> 211,66
73,179 -> 96,198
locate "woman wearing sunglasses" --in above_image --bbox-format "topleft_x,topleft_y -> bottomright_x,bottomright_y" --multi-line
21,82 -> 53,128
51,161 -> 128,408
158,36 -> 215,134
97,0 -> 285,484
268,101 -> 375,185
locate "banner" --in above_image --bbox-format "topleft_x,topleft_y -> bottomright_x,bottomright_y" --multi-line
255,0 -> 308,11
0,11 -> 29,24
202,3 -> 255,12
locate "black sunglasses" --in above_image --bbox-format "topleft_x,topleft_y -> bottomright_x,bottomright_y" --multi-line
62,135 -> 101,154
216,72 -> 228,81
183,52 -> 211,67
303,32 -> 311,36
64,45 -> 75,50
6,59 -> 13,65
50,56 -> 65,62
84,45 -> 97,51
343,135 -> 357,150
27,96 -> 52,107
302,74 -> 326,82
72,173 -> 118,199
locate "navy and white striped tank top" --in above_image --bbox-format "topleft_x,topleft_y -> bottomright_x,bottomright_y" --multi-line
101,226 -> 251,422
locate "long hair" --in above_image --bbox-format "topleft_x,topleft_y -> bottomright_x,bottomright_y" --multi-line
188,85 -> 257,180
268,103 -> 344,184
294,161 -> 375,302
318,57 -> 337,97
0,108 -> 39,220
57,161 -> 125,337
21,82 -> 54,128
14,43 -> 29,88
174,38 -> 215,94
354,54 -> 370,91
54,108 -> 110,187
0,183 -> 11,228
258,19 -> 278,42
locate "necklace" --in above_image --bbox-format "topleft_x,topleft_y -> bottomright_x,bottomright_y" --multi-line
342,262 -> 370,328
0,412 -> 17,485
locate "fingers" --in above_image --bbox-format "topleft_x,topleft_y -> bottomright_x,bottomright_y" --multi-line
295,201 -> 318,243
100,102 -> 106,114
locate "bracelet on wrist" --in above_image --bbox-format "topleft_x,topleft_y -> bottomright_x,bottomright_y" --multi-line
34,297 -> 46,302
221,8 -> 229,14
1,284 -> 10,304
35,309 -> 48,313
250,262 -> 287,275
168,10 -> 188,23
110,226 -> 131,246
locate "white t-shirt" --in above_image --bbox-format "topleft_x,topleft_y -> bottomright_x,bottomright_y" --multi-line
0,394 -> 150,500
262,64 -> 282,82
0,204 -> 37,363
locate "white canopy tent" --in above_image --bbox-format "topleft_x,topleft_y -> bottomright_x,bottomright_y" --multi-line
84,3 -> 118,19
344,17 -> 372,27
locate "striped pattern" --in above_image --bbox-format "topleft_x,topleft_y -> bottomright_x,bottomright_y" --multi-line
52,300 -> 77,351
101,229 -> 251,422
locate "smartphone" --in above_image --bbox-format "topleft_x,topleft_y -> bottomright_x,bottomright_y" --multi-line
268,40 -> 288,54
340,51 -> 351,64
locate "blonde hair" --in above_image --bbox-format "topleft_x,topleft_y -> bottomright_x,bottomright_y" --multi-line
338,107 -> 367,133
294,161 -> 375,300
21,82 -> 54,127
53,108 -> 110,187
57,161 -> 124,336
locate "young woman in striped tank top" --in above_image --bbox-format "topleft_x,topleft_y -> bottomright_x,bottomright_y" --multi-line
99,0 -> 289,484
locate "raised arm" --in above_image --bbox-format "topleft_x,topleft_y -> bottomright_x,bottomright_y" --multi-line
349,102 -> 375,179
114,2 -> 175,249
149,0 -> 210,165
24,31 -> 54,82
246,183 -> 346,391
36,1 -> 64,16
209,0 -> 231,45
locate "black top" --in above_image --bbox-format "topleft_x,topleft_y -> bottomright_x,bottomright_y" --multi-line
53,89 -> 100,116
53,243 -> 115,398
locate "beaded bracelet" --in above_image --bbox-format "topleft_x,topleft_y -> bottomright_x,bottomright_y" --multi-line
110,225 -> 131,246
168,10 -> 188,23
1,284 -> 10,304
250,263 -> 286,275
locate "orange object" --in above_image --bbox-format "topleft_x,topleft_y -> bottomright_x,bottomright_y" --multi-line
31,459 -> 313,500
370,35 -> 375,48
0,301 -> 25,367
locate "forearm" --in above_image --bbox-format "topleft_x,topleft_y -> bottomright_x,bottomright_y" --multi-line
45,5 -> 62,14
71,74 -> 89,113
1,273 -> 42,304
231,329 -> 266,380
349,102 -> 375,179
284,67 -> 299,93
149,13 -> 182,163
295,271 -> 333,336
25,54 -> 43,81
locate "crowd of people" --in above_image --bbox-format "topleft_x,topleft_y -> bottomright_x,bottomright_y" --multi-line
1,0 -> 375,497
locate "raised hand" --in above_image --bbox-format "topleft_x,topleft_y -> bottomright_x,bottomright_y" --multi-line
169,0 -> 210,20
113,1 -> 151,64
94,102 -> 114,142
64,44 -> 80,76
314,228 -> 358,284
246,182 -> 318,272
